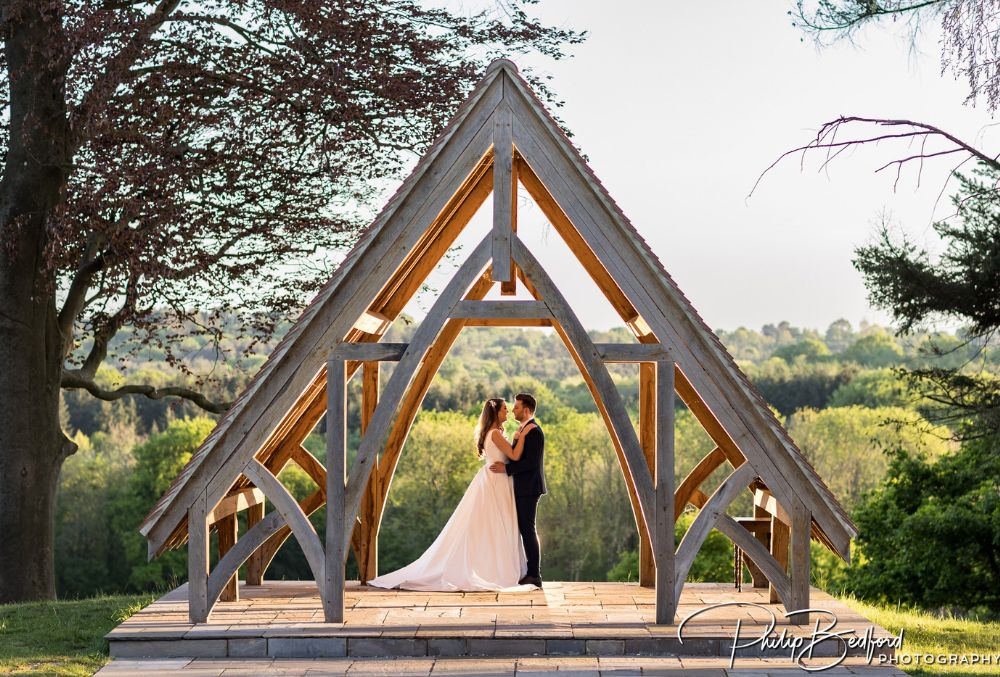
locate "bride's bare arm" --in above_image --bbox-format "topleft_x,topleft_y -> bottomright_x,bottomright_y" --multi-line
491,425 -> 536,461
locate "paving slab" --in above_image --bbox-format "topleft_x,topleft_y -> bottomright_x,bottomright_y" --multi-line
107,582 -> 898,661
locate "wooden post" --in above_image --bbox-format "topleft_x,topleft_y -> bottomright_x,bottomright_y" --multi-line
188,491 -> 209,623
217,513 -> 239,602
769,514 -> 790,604
638,362 -> 656,588
501,157 -> 519,295
789,498 -> 810,624
747,504 -> 771,588
654,360 -> 676,624
325,357 -> 346,623
245,503 -> 265,585
357,361 -> 380,583
491,105 -> 513,283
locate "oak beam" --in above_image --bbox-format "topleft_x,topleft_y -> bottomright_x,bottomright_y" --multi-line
342,236 -> 492,557
464,318 -> 552,327
492,105 -> 514,283
451,300 -> 550,320
208,487 -> 264,525
353,310 -> 392,335
187,491 -> 209,623
511,237 -> 655,539
514,156 -> 638,322
595,343 -> 669,363
770,515 -> 790,604
330,343 -> 408,362
325,357 -> 346,623
638,363 -> 655,588
245,502 -> 265,586
502,150 -> 519,295
673,463 -> 755,603
674,447 -> 727,518
654,360 -> 676,624
244,461 -> 326,590
356,361 -> 380,583
789,498 -> 811,625
754,488 -> 791,525
207,510 -> 287,612
716,515 -> 793,608
216,514 -> 239,602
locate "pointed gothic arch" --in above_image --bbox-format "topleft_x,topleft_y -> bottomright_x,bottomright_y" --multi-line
140,59 -> 856,627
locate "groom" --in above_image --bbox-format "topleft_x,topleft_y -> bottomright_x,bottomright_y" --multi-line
489,392 -> 545,587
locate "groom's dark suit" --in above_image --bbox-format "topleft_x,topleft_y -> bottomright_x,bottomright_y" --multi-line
504,419 -> 546,580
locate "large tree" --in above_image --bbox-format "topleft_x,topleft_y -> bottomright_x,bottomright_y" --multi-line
776,2 -> 1000,611
0,0 -> 581,602
773,1 -> 1000,439
792,0 -> 1000,112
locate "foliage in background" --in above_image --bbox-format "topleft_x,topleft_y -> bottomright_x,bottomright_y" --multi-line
788,406 -> 952,510
51,319 -> 995,616
848,436 -> 1000,616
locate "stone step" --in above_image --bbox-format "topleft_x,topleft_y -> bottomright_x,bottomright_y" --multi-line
95,655 -> 911,677
108,634 -> 895,660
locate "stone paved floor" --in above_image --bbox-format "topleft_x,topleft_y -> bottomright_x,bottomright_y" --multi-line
94,655 -> 910,676
109,581 -> 893,643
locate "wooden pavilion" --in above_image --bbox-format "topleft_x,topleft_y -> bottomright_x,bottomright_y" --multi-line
139,59 -> 857,627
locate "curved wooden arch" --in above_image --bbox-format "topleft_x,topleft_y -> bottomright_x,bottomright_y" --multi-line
255,490 -> 325,582
243,460 -> 327,603
510,236 -> 656,539
206,509 -> 286,612
673,462 -> 755,602
362,277 -> 495,575
514,267 -> 652,565
675,446 -> 727,518
715,514 -> 793,608
340,235 -> 494,555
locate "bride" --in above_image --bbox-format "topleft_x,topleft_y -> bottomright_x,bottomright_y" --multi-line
367,397 -> 538,591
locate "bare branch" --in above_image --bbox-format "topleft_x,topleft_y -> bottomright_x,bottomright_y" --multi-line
164,14 -> 287,56
792,0 -> 945,34
56,224 -> 118,351
77,272 -> 140,379
750,116 -> 1000,198
61,369 -> 231,413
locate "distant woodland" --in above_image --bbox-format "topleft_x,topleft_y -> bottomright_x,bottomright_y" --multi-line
56,316 -> 995,616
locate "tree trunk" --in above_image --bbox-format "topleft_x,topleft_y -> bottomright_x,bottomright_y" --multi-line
0,1 -> 75,603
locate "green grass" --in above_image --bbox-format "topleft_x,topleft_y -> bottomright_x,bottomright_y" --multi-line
839,595 -> 1000,677
0,593 -> 156,676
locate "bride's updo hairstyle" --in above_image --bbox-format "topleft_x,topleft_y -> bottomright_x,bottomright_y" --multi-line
474,397 -> 505,458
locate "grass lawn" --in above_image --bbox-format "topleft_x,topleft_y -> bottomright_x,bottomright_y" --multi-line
0,593 -> 155,676
840,595 -> 1000,677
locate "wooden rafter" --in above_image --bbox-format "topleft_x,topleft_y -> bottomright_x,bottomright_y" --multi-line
142,61 -> 856,627
340,236 -> 494,556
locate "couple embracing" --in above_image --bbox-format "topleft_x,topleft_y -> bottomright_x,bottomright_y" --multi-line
368,393 -> 546,591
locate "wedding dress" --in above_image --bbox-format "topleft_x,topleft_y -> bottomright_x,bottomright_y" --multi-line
367,431 -> 529,591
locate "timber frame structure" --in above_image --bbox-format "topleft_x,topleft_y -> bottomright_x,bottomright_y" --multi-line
140,59 -> 857,626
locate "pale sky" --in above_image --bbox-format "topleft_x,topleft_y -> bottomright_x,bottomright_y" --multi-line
402,1 -> 994,333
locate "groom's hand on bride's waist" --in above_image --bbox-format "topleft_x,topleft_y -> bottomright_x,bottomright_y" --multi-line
488,462 -> 506,473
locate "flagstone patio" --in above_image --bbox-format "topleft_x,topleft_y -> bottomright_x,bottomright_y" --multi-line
106,581 -> 899,661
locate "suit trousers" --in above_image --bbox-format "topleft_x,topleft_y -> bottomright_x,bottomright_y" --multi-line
514,493 -> 541,578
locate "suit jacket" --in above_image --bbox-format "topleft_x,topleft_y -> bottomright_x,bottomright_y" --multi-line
505,419 -> 546,497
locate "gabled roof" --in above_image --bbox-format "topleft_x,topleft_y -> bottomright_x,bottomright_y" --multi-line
142,59 -> 856,561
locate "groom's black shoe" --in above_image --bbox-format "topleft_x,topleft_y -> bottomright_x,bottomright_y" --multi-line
519,575 -> 543,587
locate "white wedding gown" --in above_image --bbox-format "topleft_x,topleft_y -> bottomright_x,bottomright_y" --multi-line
367,431 -> 530,591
